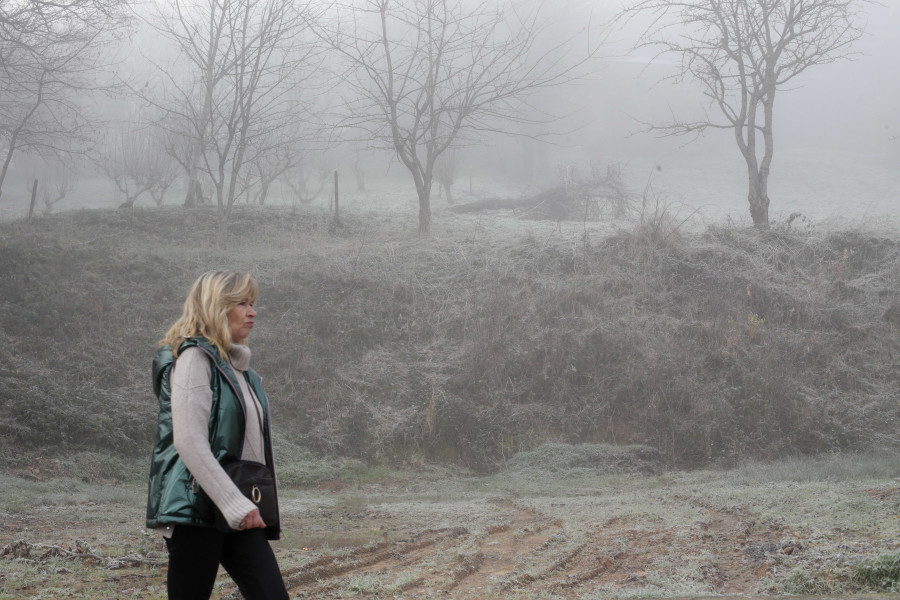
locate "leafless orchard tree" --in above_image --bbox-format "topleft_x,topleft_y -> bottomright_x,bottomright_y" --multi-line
281,156 -> 329,205
318,0 -> 595,234
40,166 -> 74,214
23,161 -> 74,214
144,0 -> 324,226
619,0 -> 869,229
98,124 -> 179,209
244,125 -> 326,206
0,0 -> 128,201
143,126 -> 181,207
153,110 -> 199,200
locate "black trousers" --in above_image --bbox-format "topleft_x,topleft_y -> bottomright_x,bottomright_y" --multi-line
165,525 -> 289,600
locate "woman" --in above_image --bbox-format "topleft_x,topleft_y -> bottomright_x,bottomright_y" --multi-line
146,271 -> 289,600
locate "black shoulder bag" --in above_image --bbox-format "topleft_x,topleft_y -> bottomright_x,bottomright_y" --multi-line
215,459 -> 279,533
201,349 -> 281,538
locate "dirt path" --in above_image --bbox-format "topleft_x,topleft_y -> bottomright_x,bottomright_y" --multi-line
4,478 -> 899,599
270,498 -> 567,598
220,495 -> 807,599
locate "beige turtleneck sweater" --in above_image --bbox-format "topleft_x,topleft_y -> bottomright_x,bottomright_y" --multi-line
167,343 -> 267,534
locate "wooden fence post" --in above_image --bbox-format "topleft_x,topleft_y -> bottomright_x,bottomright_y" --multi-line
28,179 -> 38,221
333,170 -> 342,227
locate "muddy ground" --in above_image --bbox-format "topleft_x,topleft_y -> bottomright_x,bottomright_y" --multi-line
3,462 -> 900,600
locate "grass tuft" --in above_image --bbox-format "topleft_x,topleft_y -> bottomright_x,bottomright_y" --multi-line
854,552 -> 900,592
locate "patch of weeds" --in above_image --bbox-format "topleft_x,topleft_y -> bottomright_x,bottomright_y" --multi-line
503,591 -> 566,600
334,495 -> 368,514
343,569 -> 420,596
58,451 -> 146,484
758,566 -> 852,595
729,451 -> 900,485
0,556 -> 115,599
647,474 -> 676,489
346,463 -> 399,487
504,443 -> 665,476
0,475 -> 141,515
0,475 -> 82,512
273,437 -> 368,488
581,574 -> 711,599
853,552 -> 900,591
344,573 -> 381,594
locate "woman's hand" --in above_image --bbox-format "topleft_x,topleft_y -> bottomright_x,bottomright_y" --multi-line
239,509 -> 266,530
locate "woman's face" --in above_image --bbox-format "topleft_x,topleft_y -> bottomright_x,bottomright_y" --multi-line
227,300 -> 256,344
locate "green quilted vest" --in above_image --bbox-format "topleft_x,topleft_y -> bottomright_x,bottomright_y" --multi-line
145,337 -> 279,539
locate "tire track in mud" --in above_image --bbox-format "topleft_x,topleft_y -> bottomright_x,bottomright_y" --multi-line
535,500 -> 799,596
443,500 -> 563,595
268,498 -> 565,598
281,527 -> 468,588
222,495 -> 789,598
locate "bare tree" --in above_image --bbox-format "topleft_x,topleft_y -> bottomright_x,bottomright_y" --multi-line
154,108 -> 216,205
41,167 -> 74,214
145,128 -> 181,207
318,0 -> 594,234
619,0 -> 869,228
145,0 -> 323,226
98,124 -> 179,209
154,109 -> 203,203
281,156 -> 329,205
0,0 -> 128,200
23,162 -> 74,214
245,126 -> 315,205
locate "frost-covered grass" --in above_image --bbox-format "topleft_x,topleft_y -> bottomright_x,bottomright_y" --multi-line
4,448 -> 900,599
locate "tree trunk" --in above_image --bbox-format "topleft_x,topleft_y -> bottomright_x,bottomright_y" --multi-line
216,211 -> 228,249
747,174 -> 770,229
27,179 -> 38,220
0,143 -> 15,202
184,171 -> 200,206
408,161 -> 433,234
739,113 -> 771,230
186,62 -> 215,207
333,170 -> 343,227
417,188 -> 432,234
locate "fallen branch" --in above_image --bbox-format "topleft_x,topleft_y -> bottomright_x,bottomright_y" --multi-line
1,539 -> 165,569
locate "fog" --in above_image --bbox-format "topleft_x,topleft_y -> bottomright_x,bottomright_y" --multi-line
1,0 -> 897,226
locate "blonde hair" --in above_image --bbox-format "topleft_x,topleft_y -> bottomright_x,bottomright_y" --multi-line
161,271 -> 259,358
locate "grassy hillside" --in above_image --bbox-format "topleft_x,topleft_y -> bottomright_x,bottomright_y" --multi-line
0,206 -> 898,475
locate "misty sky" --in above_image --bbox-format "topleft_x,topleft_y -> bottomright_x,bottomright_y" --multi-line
0,0 -> 896,223
593,0 -> 900,154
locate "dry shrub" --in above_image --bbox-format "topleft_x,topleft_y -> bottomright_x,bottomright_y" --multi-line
627,184 -> 695,251
452,162 -> 634,223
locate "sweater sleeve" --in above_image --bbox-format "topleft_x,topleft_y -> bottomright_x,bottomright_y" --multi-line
171,346 -> 257,529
